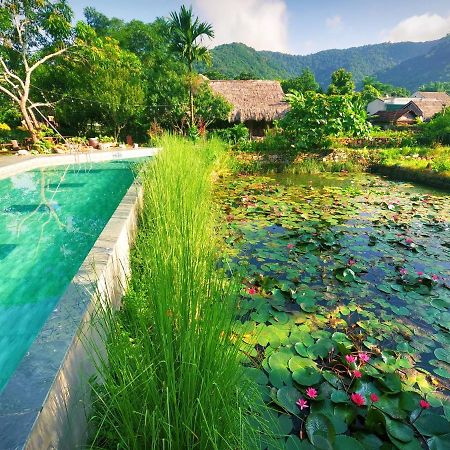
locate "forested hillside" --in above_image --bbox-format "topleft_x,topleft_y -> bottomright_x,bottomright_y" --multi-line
207,37 -> 448,89
377,35 -> 450,90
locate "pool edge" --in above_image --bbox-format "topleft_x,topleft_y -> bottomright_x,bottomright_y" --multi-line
0,148 -> 159,181
0,176 -> 144,449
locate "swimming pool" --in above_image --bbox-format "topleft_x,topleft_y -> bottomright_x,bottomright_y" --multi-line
0,159 -> 140,392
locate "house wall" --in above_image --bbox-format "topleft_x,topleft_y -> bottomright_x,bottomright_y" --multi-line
367,99 -> 385,116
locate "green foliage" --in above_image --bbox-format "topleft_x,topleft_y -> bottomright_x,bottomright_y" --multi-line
194,81 -> 232,126
420,108 -> 450,145
213,124 -> 250,144
281,68 -> 320,94
328,68 -> 355,95
235,72 -> 258,80
282,91 -> 371,149
419,81 -> 450,94
38,33 -> 145,139
89,136 -> 263,449
362,76 -> 411,97
203,69 -> 228,80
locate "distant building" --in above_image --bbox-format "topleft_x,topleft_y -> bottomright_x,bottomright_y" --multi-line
367,97 -> 414,116
368,92 -> 450,125
208,80 -> 290,136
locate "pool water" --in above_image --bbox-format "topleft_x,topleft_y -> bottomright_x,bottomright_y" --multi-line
0,159 -> 140,391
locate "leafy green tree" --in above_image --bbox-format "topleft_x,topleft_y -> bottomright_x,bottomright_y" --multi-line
281,68 -> 319,94
39,29 -> 145,139
193,81 -> 232,127
420,107 -> 450,145
328,68 -> 355,95
168,5 -> 214,126
361,84 -> 382,105
202,70 -> 228,80
0,0 -> 78,141
234,72 -> 257,80
362,76 -> 410,97
281,91 -> 371,149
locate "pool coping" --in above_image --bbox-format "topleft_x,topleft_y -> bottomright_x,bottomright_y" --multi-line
0,152 -> 155,449
0,148 -> 159,181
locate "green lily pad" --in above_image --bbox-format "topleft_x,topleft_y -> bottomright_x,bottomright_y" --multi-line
276,386 -> 301,414
434,348 -> 450,364
305,413 -> 335,448
292,367 -> 322,386
334,435 -> 365,450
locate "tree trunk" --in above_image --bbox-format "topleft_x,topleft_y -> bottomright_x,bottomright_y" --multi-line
189,87 -> 194,128
19,99 -> 38,143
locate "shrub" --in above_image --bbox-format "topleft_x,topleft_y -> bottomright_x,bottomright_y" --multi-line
0,123 -> 11,132
419,108 -> 450,145
213,124 -> 250,145
281,92 -> 371,150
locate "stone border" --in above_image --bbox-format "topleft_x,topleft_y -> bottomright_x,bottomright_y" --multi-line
0,152 -> 155,449
0,148 -> 158,181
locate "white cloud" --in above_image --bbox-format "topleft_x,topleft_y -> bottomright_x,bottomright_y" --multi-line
193,0 -> 290,52
386,13 -> 450,42
326,15 -> 342,31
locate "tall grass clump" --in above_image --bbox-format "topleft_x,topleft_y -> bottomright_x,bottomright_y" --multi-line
89,136 -> 263,449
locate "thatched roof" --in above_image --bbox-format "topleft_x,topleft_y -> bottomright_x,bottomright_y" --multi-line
209,80 -> 289,123
408,99 -> 448,120
413,91 -> 450,104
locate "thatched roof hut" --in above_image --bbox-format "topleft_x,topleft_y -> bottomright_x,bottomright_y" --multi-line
208,80 -> 289,135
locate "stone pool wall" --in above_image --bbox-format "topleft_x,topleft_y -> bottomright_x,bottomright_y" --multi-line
0,153 -> 152,449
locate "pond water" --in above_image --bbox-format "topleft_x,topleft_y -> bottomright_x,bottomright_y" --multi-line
218,172 -> 450,446
0,159 -> 140,392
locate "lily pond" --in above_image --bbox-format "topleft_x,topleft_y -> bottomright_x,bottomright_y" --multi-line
217,172 -> 450,449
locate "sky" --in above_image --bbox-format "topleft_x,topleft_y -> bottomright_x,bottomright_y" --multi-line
69,0 -> 450,55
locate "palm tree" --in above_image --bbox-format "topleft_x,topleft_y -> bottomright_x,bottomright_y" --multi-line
168,5 -> 214,127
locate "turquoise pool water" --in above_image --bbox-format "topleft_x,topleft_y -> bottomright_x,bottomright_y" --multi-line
0,159 -> 140,391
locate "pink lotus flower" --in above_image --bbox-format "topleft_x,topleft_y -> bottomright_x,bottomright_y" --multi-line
351,393 -> 365,407
247,287 -> 256,295
296,398 -> 309,410
345,355 -> 357,364
370,393 -> 379,403
417,271 -> 424,276
348,259 -> 356,266
420,399 -> 430,409
399,268 -> 408,276
306,387 -> 318,399
353,370 -> 362,379
432,274 -> 439,281
287,243 -> 294,250
405,237 -> 414,244
358,352 -> 370,363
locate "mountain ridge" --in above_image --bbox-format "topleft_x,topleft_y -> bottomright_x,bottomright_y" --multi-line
208,36 -> 449,90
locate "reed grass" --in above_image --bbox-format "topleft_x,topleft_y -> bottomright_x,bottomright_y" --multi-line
89,136 -> 263,449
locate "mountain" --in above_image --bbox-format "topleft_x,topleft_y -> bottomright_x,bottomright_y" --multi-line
207,37 -> 448,90
376,36 -> 450,91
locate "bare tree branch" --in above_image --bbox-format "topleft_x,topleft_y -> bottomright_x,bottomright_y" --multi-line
28,48 -> 68,74
0,57 -> 25,90
0,84 -> 20,103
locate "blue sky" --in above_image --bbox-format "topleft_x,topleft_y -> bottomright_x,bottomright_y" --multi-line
69,0 -> 450,54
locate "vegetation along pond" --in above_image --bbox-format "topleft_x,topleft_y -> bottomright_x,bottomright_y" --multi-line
217,172 -> 450,448
0,159 -> 140,392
